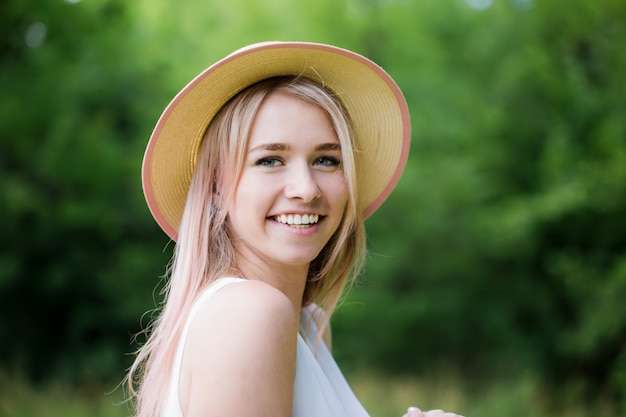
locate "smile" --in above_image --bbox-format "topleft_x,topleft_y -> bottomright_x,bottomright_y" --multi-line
273,213 -> 320,228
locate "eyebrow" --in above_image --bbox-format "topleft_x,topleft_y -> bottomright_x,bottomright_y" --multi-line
249,142 -> 341,152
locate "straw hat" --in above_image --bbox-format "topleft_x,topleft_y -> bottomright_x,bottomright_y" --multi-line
142,41 -> 411,241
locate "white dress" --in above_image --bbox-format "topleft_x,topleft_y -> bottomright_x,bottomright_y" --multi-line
162,277 -> 370,417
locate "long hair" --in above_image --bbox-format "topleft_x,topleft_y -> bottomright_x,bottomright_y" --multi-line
127,76 -> 367,417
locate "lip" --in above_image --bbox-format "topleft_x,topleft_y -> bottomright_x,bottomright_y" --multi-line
268,211 -> 323,219
268,210 -> 324,216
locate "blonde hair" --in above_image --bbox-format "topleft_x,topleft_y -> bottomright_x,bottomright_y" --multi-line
127,76 -> 366,417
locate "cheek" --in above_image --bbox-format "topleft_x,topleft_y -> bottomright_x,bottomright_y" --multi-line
334,176 -> 350,205
229,175 -> 274,220
232,175 -> 262,205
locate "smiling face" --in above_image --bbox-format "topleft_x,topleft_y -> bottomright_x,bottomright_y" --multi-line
227,91 -> 349,278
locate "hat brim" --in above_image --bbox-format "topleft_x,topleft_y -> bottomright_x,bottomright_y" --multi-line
142,41 -> 411,241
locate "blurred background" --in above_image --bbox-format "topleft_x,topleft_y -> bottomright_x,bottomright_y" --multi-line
1,0 -> 625,416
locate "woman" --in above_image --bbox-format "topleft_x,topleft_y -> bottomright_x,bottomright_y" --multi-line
128,42 -> 462,417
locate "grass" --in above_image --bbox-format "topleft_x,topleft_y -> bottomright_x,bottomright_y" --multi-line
347,370 -> 622,417
0,371 -> 621,417
0,374 -> 130,417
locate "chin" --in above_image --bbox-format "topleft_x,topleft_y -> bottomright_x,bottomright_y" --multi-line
278,250 -> 323,267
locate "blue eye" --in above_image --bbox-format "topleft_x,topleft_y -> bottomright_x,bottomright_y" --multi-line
256,157 -> 283,167
315,156 -> 341,167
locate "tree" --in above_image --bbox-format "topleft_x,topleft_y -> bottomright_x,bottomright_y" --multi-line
332,0 -> 626,404
0,0 -> 170,383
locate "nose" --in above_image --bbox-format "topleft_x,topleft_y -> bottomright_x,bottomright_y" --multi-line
284,164 -> 321,202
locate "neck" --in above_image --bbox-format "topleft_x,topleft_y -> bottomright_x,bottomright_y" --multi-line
233,257 -> 308,310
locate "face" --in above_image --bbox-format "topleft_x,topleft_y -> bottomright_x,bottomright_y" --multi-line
227,91 -> 349,275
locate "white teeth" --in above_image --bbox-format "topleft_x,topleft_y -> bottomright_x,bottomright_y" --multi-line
275,214 -> 320,226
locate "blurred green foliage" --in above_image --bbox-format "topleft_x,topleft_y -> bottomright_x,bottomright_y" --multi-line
0,0 -> 171,383
1,0 -> 624,411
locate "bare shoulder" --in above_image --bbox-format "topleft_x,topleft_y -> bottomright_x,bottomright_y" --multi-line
180,279 -> 298,417
185,279 -> 299,359
204,279 -> 296,320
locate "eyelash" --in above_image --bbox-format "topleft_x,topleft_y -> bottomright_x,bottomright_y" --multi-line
315,156 -> 341,167
255,156 -> 342,167
255,157 -> 283,167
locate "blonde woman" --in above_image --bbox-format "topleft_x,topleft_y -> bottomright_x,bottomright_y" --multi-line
129,42 -> 463,417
